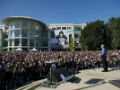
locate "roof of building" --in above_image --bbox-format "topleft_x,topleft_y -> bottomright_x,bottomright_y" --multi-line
49,23 -> 86,26
0,25 -> 6,27
2,16 -> 47,30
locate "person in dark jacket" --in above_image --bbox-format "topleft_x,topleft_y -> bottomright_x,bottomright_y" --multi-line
99,44 -> 108,72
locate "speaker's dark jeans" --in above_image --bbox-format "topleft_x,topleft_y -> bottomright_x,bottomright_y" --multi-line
101,56 -> 108,71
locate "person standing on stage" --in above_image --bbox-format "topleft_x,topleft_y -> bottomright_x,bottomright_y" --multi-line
99,44 -> 108,72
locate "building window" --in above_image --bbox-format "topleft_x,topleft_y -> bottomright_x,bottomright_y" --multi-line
22,21 -> 28,28
22,39 -> 27,46
78,27 -> 81,30
62,27 -> 66,30
9,31 -> 14,37
75,27 -> 81,31
15,21 -> 20,28
30,38 -> 34,47
74,34 -> 79,39
9,39 -> 12,46
51,30 -> 55,38
69,34 -> 72,43
22,29 -> 28,37
57,27 -> 61,30
14,39 -> 19,46
9,22 -> 15,29
52,28 -> 56,30
41,32 -> 48,47
30,29 -> 34,37
14,30 -> 20,37
67,27 -> 72,30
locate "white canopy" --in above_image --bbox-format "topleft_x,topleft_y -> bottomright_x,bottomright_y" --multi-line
16,48 -> 22,51
30,48 -> 37,51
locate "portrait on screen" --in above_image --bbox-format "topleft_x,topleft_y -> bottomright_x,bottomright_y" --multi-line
56,31 -> 68,46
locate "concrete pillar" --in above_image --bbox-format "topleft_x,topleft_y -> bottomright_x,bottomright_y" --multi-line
12,30 -> 15,47
27,22 -> 30,51
19,22 -> 22,48
8,26 -> 10,51
8,39 -> 10,51
34,23 -> 36,48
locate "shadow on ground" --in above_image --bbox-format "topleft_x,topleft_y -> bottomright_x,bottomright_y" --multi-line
75,81 -> 107,90
85,78 -> 104,84
68,76 -> 81,84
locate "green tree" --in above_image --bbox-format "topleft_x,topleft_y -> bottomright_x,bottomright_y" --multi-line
69,37 -> 75,51
80,20 -> 111,50
108,17 -> 120,49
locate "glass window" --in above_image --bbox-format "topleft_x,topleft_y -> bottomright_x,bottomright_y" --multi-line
30,29 -> 34,37
50,30 -> 55,38
67,27 -> 72,30
30,38 -> 34,47
36,26 -> 41,35
3,32 -> 8,39
30,23 -> 35,37
3,40 -> 7,47
74,34 -> 79,38
78,27 -> 80,30
22,39 -> 27,46
69,34 -> 72,43
14,39 -> 19,46
41,32 -> 48,47
31,22 -> 35,29
14,30 -> 20,37
36,25 -> 39,30
62,27 -> 66,30
9,39 -> 12,46
9,22 -> 15,29
9,31 -> 13,37
22,21 -> 28,29
57,27 -> 61,30
15,21 -> 20,28
75,27 -> 81,31
22,29 -> 28,37
52,28 -> 56,30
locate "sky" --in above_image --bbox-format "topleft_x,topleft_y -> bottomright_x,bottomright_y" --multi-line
0,0 -> 120,26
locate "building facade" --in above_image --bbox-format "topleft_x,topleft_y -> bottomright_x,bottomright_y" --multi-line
49,23 -> 86,50
74,24 -> 86,49
0,25 -> 8,51
49,24 -> 74,50
2,16 -> 49,51
1,16 -> 86,51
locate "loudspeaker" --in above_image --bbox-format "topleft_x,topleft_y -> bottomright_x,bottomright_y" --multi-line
48,68 -> 69,82
48,69 -> 61,82
47,67 -> 76,82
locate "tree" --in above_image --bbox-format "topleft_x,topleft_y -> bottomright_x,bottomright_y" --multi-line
108,17 -> 120,49
69,37 -> 75,51
80,20 -> 111,50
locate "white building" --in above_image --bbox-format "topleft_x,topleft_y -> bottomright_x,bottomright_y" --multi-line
49,23 -> 86,50
0,25 -> 8,50
0,25 -> 6,32
2,16 -> 49,51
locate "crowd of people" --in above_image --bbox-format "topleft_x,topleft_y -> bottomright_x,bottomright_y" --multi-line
0,50 -> 120,90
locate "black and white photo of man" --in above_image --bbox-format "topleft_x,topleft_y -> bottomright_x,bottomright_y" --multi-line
56,31 -> 68,46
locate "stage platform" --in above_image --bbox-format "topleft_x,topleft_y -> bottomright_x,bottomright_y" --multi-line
17,68 -> 120,90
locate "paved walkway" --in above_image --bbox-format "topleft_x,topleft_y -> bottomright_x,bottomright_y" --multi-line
17,68 -> 120,90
